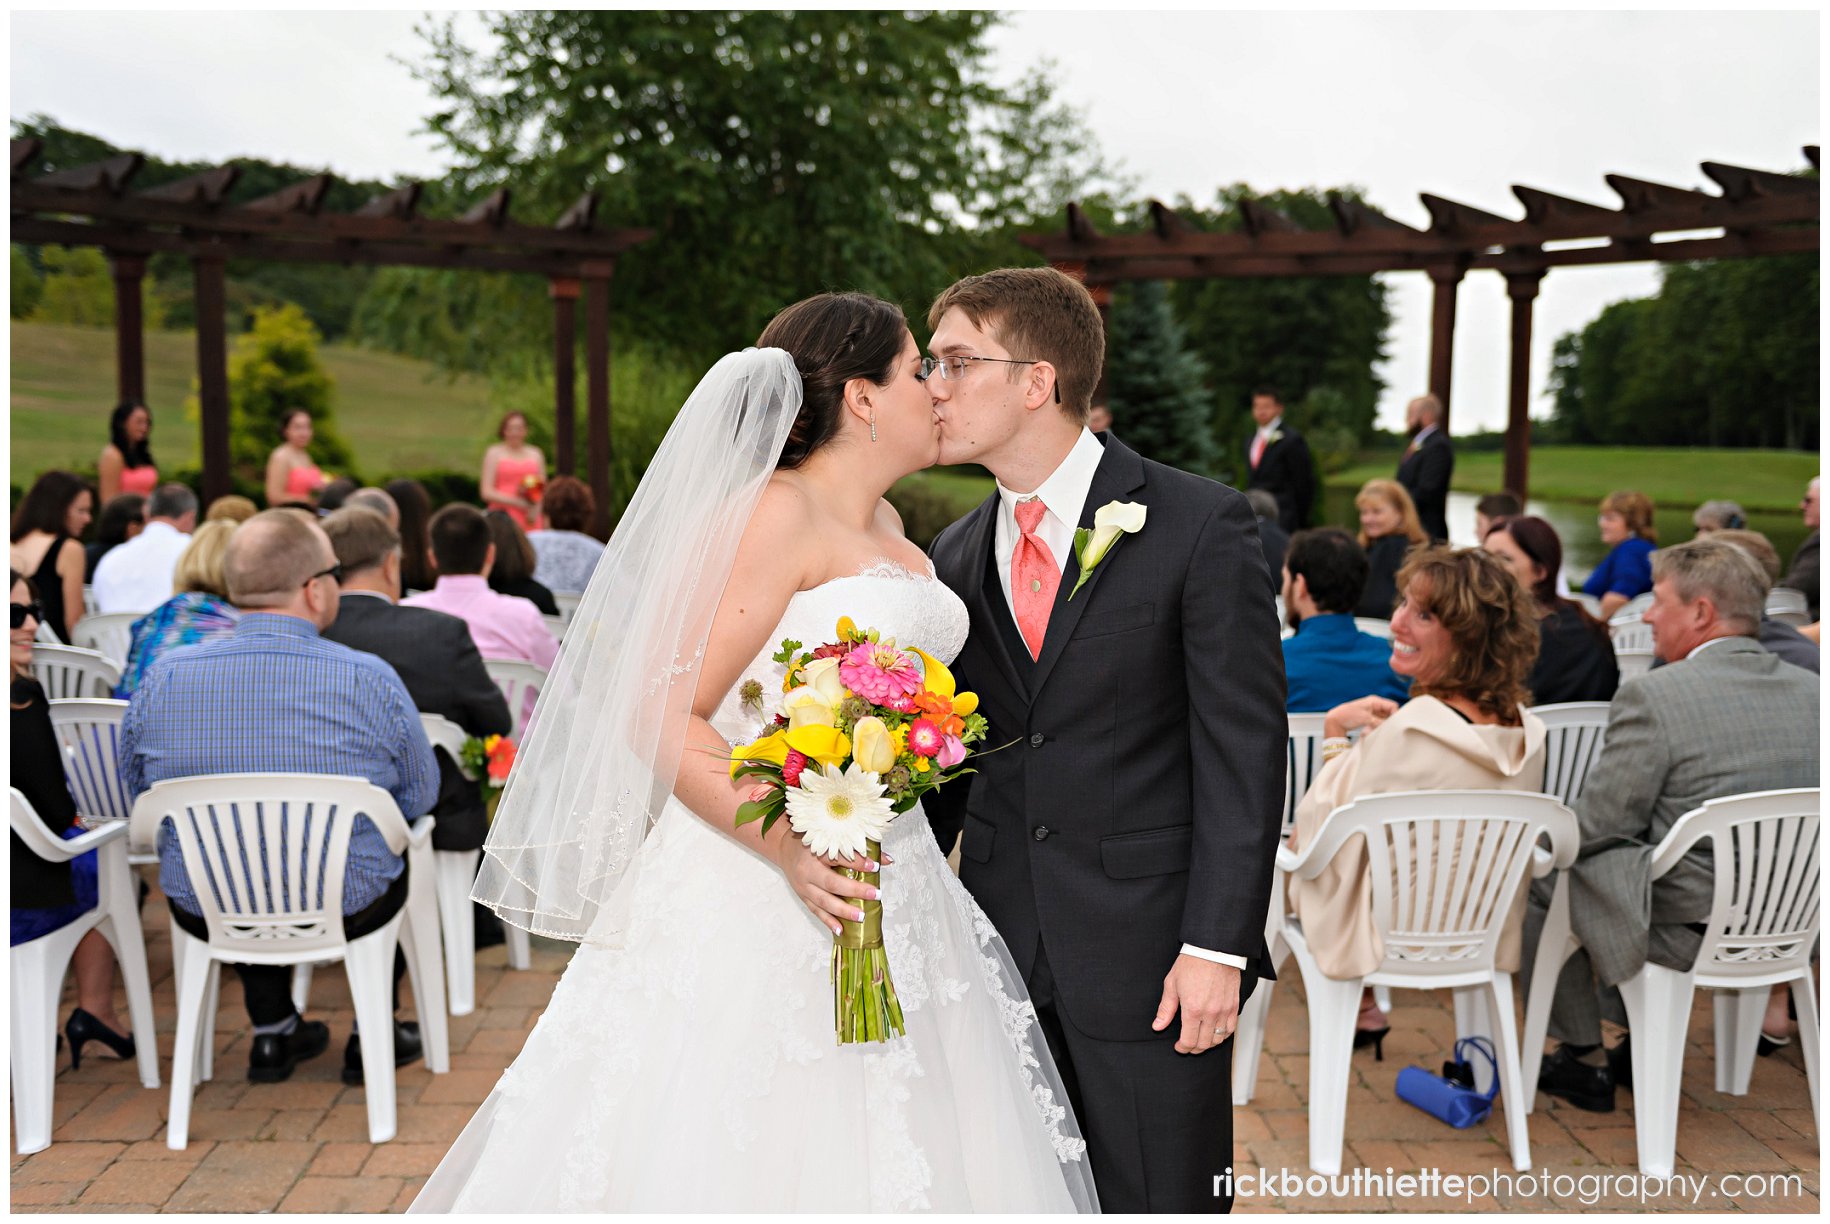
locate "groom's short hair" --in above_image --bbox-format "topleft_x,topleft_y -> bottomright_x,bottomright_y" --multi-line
928,267 -> 1104,424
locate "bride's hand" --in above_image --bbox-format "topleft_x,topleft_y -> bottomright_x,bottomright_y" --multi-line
766,827 -> 894,935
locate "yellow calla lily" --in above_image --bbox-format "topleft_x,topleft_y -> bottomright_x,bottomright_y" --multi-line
911,647 -> 956,701
729,730 -> 790,778
783,724 -> 852,769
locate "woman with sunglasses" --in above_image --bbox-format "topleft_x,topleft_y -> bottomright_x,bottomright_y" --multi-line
10,571 -> 137,1068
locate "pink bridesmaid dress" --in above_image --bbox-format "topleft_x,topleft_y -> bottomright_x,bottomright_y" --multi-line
492,454 -> 542,530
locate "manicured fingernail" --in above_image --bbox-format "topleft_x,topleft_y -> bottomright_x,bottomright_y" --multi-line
867,887 -> 880,900
865,860 -> 879,871
855,909 -> 867,921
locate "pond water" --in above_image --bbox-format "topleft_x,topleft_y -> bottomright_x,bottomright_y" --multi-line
1318,489 -> 1813,585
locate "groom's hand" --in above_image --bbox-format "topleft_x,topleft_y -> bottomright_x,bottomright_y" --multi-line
1153,955 -> 1241,1055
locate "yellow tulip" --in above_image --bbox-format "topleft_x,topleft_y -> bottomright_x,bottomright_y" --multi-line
729,730 -> 790,778
782,685 -> 837,730
852,716 -> 897,775
911,647 -> 956,700
784,724 -> 851,769
835,616 -> 858,641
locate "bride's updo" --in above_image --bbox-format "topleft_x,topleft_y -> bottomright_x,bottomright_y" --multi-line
757,292 -> 907,470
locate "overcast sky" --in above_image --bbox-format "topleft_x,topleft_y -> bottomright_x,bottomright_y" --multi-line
10,8 -> 1819,433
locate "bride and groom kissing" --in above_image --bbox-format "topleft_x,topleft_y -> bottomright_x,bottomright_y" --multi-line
412,267 -> 1288,1213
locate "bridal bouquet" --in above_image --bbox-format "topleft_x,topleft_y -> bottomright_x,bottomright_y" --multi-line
729,617 -> 988,1044
461,733 -> 518,820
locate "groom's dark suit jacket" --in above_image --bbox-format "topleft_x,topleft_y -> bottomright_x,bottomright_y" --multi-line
927,433 -> 1287,1042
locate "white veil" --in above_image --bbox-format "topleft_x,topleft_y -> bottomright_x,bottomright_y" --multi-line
473,347 -> 802,942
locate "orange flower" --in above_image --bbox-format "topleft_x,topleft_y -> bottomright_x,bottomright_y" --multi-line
912,691 -> 965,738
486,736 -> 517,783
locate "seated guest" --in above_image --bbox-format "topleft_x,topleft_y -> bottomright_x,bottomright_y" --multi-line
10,471 -> 94,643
346,487 -> 400,530
1481,516 -> 1619,705
386,478 -> 436,596
484,509 -> 560,615
86,493 -> 146,581
1658,529 -> 1818,674
1353,478 -> 1429,620
403,505 -> 559,672
11,572 -> 136,1065
1247,488 -> 1291,581
1280,528 -> 1410,713
115,521 -> 241,698
316,477 -> 360,514
1526,538 -> 1819,1112
1582,490 -> 1657,619
1782,476 -> 1819,619
528,475 -> 606,594
321,508 -> 513,943
93,483 -> 197,614
204,494 -> 258,525
1691,499 -> 1745,536
119,511 -> 438,1085
1287,547 -> 1546,1053
1473,491 -> 1522,543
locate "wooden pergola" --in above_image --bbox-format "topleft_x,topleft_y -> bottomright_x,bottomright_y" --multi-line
10,139 -> 653,535
1023,148 -> 1820,499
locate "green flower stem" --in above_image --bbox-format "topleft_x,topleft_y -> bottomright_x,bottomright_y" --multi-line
832,837 -> 905,1044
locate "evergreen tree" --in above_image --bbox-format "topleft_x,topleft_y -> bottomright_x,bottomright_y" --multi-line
208,304 -> 357,488
1104,280 -> 1220,476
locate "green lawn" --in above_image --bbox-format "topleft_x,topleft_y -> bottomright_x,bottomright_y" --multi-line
1328,446 -> 1816,513
10,321 -> 498,489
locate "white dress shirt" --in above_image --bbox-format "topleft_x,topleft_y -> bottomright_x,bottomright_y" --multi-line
92,520 -> 192,614
992,427 -> 1248,973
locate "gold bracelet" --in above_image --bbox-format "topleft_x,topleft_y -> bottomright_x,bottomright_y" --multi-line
1321,736 -> 1352,761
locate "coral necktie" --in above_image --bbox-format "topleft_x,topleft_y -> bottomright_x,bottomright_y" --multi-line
1012,498 -> 1059,661
1250,433 -> 1266,469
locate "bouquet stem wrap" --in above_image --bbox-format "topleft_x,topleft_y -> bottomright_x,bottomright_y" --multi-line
833,837 -> 905,1043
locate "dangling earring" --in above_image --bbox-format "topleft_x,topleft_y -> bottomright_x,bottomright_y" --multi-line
870,412 -> 878,443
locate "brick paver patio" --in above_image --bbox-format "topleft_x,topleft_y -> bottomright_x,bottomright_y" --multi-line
10,879 -> 1820,1213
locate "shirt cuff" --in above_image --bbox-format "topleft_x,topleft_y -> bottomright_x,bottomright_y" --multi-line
1179,944 -> 1248,970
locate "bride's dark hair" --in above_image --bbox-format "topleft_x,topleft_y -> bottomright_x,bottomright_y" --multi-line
757,292 -> 907,470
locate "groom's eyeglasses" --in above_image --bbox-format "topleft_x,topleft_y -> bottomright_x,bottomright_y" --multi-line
918,355 -> 1062,404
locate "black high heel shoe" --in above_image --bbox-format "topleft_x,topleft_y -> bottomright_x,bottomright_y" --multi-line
65,1009 -> 134,1071
1353,1025 -> 1390,1061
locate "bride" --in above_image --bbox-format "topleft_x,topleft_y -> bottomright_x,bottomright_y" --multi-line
411,293 -> 1098,1212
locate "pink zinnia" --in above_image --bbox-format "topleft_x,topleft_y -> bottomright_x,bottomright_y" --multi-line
782,749 -> 810,788
838,641 -> 922,706
907,718 -> 944,759
936,735 -> 967,769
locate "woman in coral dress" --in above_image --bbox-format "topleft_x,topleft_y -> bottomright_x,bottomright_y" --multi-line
264,410 -> 327,508
480,411 -> 546,531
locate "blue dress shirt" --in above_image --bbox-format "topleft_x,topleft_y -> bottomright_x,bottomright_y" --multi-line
1282,613 -> 1412,713
119,612 -> 438,915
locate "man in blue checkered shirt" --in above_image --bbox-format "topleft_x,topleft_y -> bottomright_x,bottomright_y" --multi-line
121,510 -> 438,1084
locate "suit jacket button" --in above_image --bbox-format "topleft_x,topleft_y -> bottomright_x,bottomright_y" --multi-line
1029,732 -> 1045,747
1033,826 -> 1050,841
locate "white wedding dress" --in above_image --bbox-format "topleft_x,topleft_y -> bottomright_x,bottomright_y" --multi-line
412,562 -> 1098,1212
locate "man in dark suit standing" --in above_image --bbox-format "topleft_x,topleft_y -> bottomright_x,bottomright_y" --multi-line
320,507 -> 514,939
924,268 -> 1286,1214
1396,393 -> 1454,543
1243,387 -> 1313,533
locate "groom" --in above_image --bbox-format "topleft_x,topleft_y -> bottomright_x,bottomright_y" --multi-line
922,268 -> 1286,1213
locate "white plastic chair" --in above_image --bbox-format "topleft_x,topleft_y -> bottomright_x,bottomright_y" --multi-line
81,584 -> 98,618
30,645 -> 121,700
1353,617 -> 1393,639
1525,702 -> 1612,808
1234,714 -> 1327,1104
1615,648 -> 1655,681
48,699 -> 158,868
1520,788 -> 1818,1178
540,612 -> 569,641
1765,587 -> 1811,627
129,773 -> 450,1148
1609,592 -> 1655,626
1610,619 -> 1654,653
33,620 -> 61,646
10,788 -> 160,1154
1276,789 -> 1578,1174
554,591 -> 583,624
70,611 -> 142,667
483,657 -> 547,742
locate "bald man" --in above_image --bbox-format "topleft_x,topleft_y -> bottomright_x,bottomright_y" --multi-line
120,510 -> 439,1085
1396,394 -> 1453,543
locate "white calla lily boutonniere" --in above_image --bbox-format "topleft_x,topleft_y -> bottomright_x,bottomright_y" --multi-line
1265,429 -> 1285,446
1069,500 -> 1147,600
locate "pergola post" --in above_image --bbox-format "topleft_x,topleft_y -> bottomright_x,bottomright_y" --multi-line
1426,262 -> 1465,433
550,278 -> 580,476
108,252 -> 147,406
1502,268 -> 1546,500
582,262 -> 614,539
192,251 -> 232,505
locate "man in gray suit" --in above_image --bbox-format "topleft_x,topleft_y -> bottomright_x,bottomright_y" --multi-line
1527,537 -> 1819,1112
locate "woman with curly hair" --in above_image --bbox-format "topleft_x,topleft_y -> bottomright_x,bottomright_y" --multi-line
1285,546 -> 1548,1054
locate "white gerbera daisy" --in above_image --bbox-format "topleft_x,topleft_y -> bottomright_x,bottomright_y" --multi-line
785,763 -> 896,859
